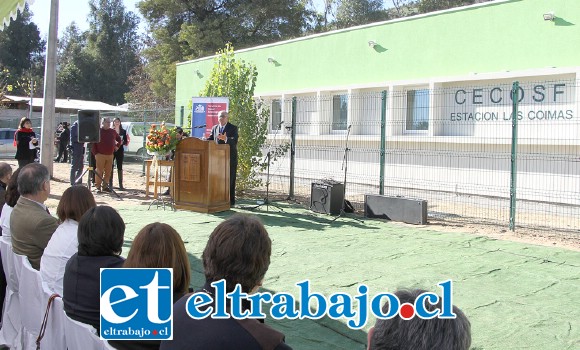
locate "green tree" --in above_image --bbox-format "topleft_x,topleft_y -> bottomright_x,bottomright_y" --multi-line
86,0 -> 140,103
56,23 -> 92,99
137,0 -> 314,103
197,44 -> 272,192
0,5 -> 45,96
55,0 -> 140,104
417,0 -> 488,13
0,67 -> 11,101
335,0 -> 389,28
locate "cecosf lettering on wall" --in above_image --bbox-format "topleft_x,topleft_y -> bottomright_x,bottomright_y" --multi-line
454,83 -> 567,105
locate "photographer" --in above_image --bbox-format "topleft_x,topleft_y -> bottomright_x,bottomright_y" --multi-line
55,122 -> 70,163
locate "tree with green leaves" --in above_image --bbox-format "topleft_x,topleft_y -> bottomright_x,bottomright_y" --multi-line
417,0 -> 490,13
56,0 -> 139,104
0,5 -> 45,96
0,67 -> 11,101
56,23 -> 92,99
197,44 -> 274,192
137,0 -> 314,104
335,0 -> 389,28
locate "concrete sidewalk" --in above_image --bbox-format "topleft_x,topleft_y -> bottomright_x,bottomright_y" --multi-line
117,201 -> 579,350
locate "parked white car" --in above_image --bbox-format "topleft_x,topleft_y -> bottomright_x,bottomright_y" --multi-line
0,128 -> 17,158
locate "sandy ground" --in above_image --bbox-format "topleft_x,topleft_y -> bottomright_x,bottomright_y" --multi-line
4,159 -> 577,252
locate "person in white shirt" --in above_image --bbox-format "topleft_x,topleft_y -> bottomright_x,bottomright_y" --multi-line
0,168 -> 21,241
41,185 -> 96,295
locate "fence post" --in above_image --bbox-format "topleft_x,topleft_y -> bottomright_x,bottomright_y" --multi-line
509,81 -> 519,231
288,97 -> 297,200
380,90 -> 387,195
141,112 -> 147,175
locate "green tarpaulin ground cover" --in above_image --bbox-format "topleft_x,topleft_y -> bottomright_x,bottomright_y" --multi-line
117,203 -> 579,350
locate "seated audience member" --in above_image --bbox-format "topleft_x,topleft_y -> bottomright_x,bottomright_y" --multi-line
41,185 -> 97,295
368,289 -> 471,350
0,162 -> 12,220
0,163 -> 12,321
0,168 -> 20,239
109,222 -> 191,350
63,206 -> 125,334
11,163 -> 59,270
160,214 -> 291,350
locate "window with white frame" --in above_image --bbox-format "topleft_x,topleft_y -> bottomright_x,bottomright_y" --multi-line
271,99 -> 282,130
406,89 -> 429,131
332,94 -> 348,130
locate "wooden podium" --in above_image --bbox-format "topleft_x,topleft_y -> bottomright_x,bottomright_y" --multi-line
173,138 -> 230,213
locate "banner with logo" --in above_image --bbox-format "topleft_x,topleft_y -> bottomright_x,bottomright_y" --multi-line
191,97 -> 229,138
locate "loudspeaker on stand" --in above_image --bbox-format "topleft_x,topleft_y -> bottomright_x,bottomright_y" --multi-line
78,110 -> 100,143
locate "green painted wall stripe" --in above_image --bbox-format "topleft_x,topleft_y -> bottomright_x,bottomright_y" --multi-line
176,0 -> 580,118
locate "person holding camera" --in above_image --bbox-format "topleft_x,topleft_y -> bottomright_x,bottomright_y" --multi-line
14,117 -> 39,169
55,122 -> 70,163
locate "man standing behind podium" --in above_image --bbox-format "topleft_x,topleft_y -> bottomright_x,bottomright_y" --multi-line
207,110 -> 238,206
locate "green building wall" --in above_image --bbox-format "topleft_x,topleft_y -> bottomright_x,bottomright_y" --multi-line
175,0 -> 580,120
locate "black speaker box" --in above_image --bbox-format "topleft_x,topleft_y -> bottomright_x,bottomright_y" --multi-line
364,195 -> 427,225
310,182 -> 344,215
78,110 -> 100,143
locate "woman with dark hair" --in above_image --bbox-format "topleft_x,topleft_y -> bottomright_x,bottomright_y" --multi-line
109,223 -> 191,350
14,117 -> 39,168
0,168 -> 22,239
161,214 -> 291,350
41,186 -> 97,295
63,205 -> 125,334
110,117 -> 128,190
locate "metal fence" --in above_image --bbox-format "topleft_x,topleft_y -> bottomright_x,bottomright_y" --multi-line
255,79 -> 580,232
1,79 -> 578,232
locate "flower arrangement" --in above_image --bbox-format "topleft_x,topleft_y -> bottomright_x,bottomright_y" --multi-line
145,123 -> 179,155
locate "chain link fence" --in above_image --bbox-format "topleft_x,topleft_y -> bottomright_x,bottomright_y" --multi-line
255,79 -> 580,232
1,78 -> 578,232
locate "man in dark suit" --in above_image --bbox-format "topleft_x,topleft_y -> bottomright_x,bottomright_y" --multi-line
11,163 -> 58,270
69,120 -> 85,185
207,110 -> 238,206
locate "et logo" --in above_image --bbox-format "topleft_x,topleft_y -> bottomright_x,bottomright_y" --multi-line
100,268 -> 173,340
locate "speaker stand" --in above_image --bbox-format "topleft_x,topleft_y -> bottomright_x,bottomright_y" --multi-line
245,152 -> 284,212
330,125 -> 363,224
74,144 -> 121,200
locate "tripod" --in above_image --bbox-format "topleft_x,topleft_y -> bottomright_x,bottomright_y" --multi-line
249,151 -> 284,212
249,122 -> 285,212
331,125 -> 362,223
75,144 -> 121,200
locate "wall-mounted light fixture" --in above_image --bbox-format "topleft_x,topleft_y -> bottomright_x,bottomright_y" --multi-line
267,57 -> 275,64
543,12 -> 555,21
368,40 -> 377,48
